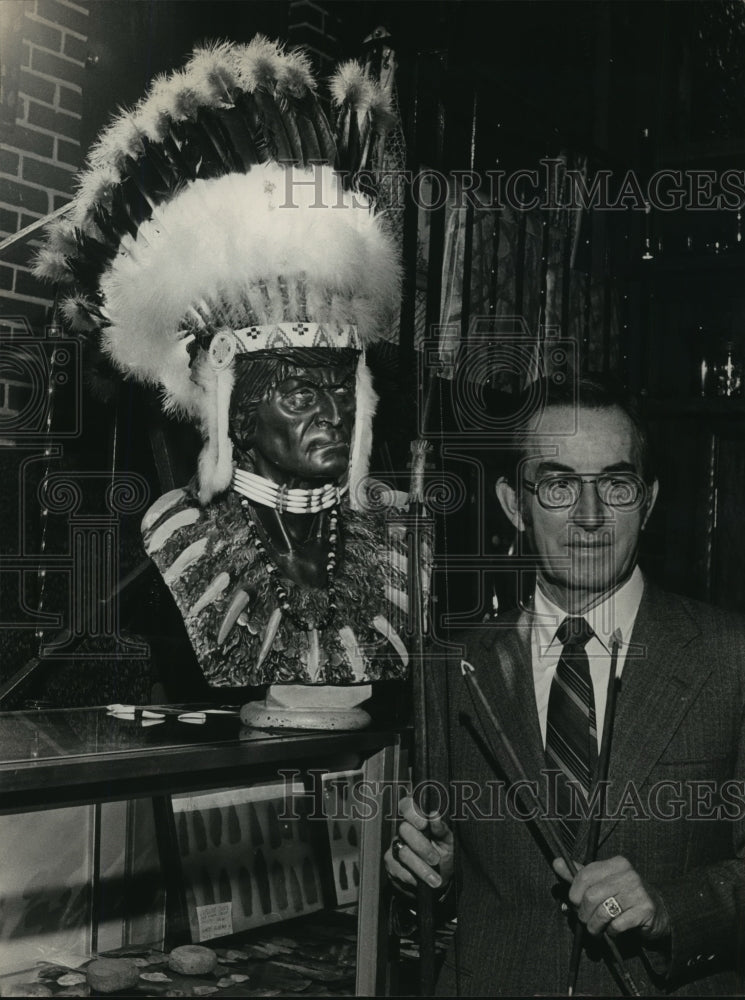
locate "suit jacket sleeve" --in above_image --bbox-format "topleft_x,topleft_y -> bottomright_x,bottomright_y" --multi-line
654,699 -> 745,981
641,605 -> 745,984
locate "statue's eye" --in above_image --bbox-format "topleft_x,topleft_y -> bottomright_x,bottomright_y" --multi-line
285,387 -> 317,409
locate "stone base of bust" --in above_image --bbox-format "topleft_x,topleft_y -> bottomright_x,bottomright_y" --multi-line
240,683 -> 372,730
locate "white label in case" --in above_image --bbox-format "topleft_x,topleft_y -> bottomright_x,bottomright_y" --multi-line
196,901 -> 233,941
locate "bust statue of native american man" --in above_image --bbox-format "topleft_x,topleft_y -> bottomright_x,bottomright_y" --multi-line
35,39 -> 414,728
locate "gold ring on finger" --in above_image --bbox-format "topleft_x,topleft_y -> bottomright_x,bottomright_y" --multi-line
601,895 -> 623,919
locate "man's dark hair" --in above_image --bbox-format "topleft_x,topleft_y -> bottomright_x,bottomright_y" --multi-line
508,373 -> 654,484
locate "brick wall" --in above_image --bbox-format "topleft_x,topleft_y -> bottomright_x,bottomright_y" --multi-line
288,0 -> 337,78
0,0 -> 89,334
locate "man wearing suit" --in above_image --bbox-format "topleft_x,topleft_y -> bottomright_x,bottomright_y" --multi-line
386,376 -> 745,996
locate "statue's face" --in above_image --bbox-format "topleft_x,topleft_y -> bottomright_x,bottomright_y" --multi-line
246,365 -> 356,485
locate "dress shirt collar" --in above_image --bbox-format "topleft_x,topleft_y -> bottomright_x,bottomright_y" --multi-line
531,565 -> 644,659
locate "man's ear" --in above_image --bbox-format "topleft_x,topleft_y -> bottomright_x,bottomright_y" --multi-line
496,477 -> 525,532
641,477 -> 660,530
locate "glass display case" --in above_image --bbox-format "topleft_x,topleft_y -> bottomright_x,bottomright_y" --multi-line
0,707 -> 404,996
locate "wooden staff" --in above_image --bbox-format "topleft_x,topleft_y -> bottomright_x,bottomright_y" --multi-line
408,436 -> 437,997
461,656 -> 640,998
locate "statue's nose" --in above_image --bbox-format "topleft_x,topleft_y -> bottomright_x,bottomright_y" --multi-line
316,390 -> 343,426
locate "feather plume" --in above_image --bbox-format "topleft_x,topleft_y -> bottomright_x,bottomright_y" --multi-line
46,218 -> 78,256
276,48 -> 315,98
87,109 -> 144,173
60,293 -> 101,332
134,73 -> 178,142
32,247 -> 73,283
184,40 -> 240,103
236,35 -> 285,93
73,165 -> 121,226
172,81 -> 207,122
329,61 -> 375,112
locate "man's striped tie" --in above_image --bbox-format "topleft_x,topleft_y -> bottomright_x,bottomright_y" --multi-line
545,616 -> 597,853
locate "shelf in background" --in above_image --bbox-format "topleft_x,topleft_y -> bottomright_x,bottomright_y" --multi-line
642,396 -> 745,417
640,253 -> 745,275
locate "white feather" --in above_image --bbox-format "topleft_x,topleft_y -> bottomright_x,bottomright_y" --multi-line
162,536 -> 208,584
133,72 -> 175,142
217,587 -> 251,645
385,584 -> 408,615
337,625 -> 367,680
146,507 -> 201,554
186,40 -> 241,100
60,294 -> 99,332
235,35 -> 285,92
306,627 -> 321,681
276,48 -> 315,97
256,607 -> 282,671
87,109 -> 143,172
372,614 -> 409,667
329,61 -> 374,111
33,248 -> 72,283
188,570 -> 230,618
73,165 -> 121,226
141,488 -> 187,532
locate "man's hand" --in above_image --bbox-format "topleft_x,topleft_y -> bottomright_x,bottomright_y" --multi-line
553,855 -> 671,940
384,795 -> 454,892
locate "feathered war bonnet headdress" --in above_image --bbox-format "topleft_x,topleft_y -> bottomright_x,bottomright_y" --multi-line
34,38 -> 400,506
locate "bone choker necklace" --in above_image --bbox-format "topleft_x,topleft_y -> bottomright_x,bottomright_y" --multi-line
232,468 -> 345,513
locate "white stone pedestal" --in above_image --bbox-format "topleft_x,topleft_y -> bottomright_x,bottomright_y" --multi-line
240,684 -> 372,730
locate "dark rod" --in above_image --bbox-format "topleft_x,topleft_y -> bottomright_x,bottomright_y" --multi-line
409,433 -> 436,998
408,53 -> 450,997
459,87 -> 479,348
461,658 -> 640,997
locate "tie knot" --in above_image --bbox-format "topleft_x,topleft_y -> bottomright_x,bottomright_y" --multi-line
556,616 -> 593,648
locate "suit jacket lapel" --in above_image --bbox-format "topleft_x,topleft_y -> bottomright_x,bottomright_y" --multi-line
468,611 -> 557,849
595,583 -> 711,847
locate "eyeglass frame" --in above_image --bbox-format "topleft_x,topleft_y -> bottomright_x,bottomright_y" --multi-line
521,471 -> 648,511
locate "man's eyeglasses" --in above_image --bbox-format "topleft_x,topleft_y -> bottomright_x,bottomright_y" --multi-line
522,473 -> 646,511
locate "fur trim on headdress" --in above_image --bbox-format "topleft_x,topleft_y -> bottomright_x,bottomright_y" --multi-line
198,359 -> 235,503
99,162 -> 399,418
348,354 -> 378,509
